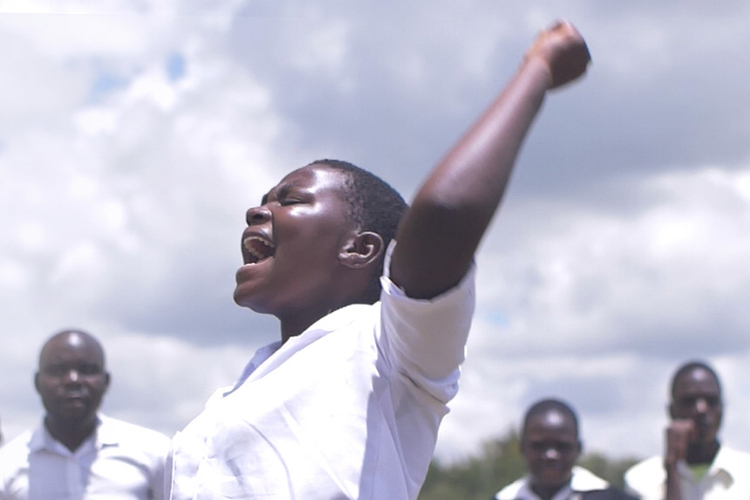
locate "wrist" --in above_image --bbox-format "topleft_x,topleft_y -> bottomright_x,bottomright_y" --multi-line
519,54 -> 554,91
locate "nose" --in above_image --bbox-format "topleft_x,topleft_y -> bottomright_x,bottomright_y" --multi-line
245,205 -> 271,226
64,369 -> 80,384
695,397 -> 708,413
543,447 -> 560,460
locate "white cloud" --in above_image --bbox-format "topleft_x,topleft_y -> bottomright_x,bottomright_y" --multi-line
433,165 -> 750,461
3,0 -> 750,482
0,0 -> 285,438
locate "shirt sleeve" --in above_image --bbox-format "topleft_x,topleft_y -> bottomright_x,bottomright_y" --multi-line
379,240 -> 476,403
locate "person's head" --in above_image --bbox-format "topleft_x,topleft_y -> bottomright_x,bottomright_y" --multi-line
669,360 -> 723,446
34,329 -> 110,436
234,160 -> 407,334
520,398 -> 581,494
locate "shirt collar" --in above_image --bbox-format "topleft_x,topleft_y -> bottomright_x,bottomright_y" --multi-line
229,303 -> 374,390
29,414 -> 117,453
678,444 -> 735,483
507,467 -> 607,500
224,340 -> 283,395
512,479 -> 572,500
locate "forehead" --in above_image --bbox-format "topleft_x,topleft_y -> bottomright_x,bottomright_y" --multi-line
673,368 -> 721,397
40,333 -> 104,366
524,410 -> 577,439
264,165 -> 349,201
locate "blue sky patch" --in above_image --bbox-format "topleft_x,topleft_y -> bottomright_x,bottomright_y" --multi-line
89,70 -> 129,101
166,52 -> 186,82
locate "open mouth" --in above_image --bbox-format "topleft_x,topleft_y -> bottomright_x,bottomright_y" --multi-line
243,236 -> 275,264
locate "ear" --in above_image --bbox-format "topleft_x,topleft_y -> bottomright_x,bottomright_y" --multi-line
34,372 -> 41,394
103,371 -> 111,392
668,402 -> 676,420
338,231 -> 384,269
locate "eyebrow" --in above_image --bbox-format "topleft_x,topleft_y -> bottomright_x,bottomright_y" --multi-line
261,179 -> 306,206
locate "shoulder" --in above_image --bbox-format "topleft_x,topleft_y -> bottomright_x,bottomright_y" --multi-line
571,466 -> 610,490
717,444 -> 750,459
99,415 -> 171,450
623,455 -> 663,495
571,467 -> 636,500
715,444 -> 750,471
624,455 -> 662,479
495,476 -> 528,500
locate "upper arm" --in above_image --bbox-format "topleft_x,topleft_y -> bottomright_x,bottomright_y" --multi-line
380,246 -> 475,397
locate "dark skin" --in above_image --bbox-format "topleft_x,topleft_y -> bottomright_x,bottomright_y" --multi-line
665,367 -> 722,500
235,166 -> 384,343
521,410 -> 582,500
235,21 -> 591,341
34,330 -> 110,451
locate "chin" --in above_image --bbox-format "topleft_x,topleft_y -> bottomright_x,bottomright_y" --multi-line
233,282 -> 259,308
233,289 -> 275,315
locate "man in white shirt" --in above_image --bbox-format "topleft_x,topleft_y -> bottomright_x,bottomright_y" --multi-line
624,361 -> 750,500
495,399 -> 634,500
0,329 -> 171,500
167,21 -> 591,500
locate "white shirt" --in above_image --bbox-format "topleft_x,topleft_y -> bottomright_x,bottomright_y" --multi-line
496,466 -> 611,500
624,445 -> 750,500
0,414 -> 171,500
167,246 -> 476,500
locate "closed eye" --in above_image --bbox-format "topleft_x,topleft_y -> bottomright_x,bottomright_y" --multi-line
267,182 -> 310,206
279,196 -> 304,206
276,187 -> 309,206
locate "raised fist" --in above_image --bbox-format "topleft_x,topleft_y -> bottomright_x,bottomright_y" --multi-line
665,419 -> 694,467
525,20 -> 591,89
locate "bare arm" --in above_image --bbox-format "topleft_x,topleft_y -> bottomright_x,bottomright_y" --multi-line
390,21 -> 590,298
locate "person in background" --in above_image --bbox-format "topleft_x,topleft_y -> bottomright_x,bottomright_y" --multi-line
624,361 -> 750,500
0,329 -> 171,500
494,398 -> 634,500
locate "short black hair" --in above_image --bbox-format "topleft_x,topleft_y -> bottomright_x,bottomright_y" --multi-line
522,398 -> 579,438
309,159 -> 408,303
40,329 -> 105,367
670,360 -> 722,399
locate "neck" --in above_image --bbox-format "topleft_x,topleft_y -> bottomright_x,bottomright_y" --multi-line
280,317 -> 316,344
686,439 -> 720,465
44,415 -> 97,452
278,295 -> 368,343
279,305 -> 332,343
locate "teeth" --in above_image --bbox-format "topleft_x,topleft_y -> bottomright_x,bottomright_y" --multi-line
244,236 -> 274,262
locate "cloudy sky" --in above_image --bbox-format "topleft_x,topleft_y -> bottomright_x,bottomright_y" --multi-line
2,0 -> 750,466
